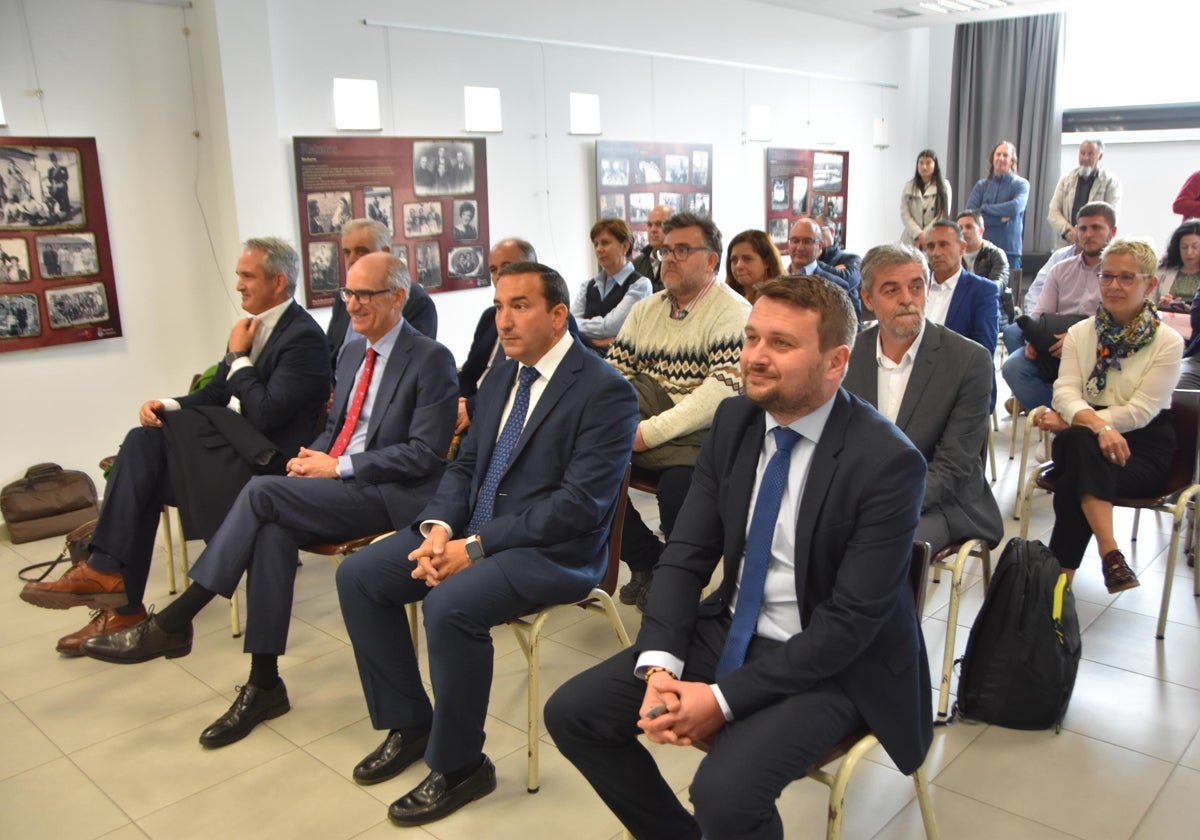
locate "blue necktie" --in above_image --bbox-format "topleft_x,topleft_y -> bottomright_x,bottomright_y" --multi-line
467,365 -> 539,535
716,426 -> 802,678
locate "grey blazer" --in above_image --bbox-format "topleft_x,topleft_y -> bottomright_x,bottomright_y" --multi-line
844,321 -> 1004,546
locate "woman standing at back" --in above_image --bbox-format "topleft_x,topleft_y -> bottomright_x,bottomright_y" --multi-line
900,149 -> 952,248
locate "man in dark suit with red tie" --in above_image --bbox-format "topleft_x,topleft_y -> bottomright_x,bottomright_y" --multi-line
81,252 -> 459,749
546,275 -> 931,839
334,262 -> 638,827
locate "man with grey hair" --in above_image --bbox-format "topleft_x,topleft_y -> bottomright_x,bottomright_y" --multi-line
844,243 -> 1002,551
327,218 -> 438,374
22,237 -> 331,656
1048,139 -> 1122,246
81,251 -> 460,750
632,204 -> 674,291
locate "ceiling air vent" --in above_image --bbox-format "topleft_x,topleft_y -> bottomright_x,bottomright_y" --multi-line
875,7 -> 923,17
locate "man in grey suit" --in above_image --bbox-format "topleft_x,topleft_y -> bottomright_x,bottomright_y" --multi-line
844,243 -> 1003,551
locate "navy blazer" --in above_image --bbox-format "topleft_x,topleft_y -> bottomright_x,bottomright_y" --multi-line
637,390 -> 933,775
415,337 -> 638,606
313,321 -> 459,527
177,300 -> 330,460
326,281 -> 438,372
943,269 -> 1001,355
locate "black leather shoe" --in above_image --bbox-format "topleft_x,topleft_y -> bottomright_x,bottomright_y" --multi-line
354,728 -> 430,785
199,681 -> 290,748
80,612 -> 192,664
388,756 -> 497,826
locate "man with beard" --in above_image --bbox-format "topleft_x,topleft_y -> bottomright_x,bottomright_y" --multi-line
1048,139 -> 1121,246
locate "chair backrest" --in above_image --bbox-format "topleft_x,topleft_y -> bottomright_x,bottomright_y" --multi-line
1167,389 -> 1200,492
909,540 -> 932,618
598,464 -> 633,596
1007,268 -> 1024,314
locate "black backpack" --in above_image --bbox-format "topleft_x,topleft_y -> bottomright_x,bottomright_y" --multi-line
952,538 -> 1082,731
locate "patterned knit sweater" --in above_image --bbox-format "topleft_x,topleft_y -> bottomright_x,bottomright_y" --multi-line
607,283 -> 751,449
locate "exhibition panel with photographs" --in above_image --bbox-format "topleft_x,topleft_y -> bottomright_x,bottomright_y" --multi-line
764,148 -> 850,249
0,137 -> 121,354
293,136 -> 489,306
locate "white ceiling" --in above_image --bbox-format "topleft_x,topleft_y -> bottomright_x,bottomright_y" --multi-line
750,0 -> 1076,30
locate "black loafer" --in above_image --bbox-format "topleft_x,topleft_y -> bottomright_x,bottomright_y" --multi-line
199,681 -> 290,748
354,728 -> 430,785
80,612 -> 192,664
388,756 -> 497,826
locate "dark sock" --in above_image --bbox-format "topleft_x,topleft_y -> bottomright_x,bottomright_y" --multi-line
248,653 -> 280,690
116,602 -> 145,617
154,583 -> 215,632
442,755 -> 484,787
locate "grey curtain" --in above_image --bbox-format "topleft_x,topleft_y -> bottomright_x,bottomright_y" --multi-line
947,13 -> 1062,255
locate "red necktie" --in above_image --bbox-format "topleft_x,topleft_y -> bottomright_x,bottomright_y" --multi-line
328,348 -> 377,458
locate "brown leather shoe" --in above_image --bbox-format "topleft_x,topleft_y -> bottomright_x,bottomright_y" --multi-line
20,562 -> 126,610
56,607 -> 147,656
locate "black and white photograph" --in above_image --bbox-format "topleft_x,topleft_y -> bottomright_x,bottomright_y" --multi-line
691,150 -> 709,187
813,152 -> 845,192
452,199 -> 479,241
600,157 -> 630,187
447,246 -> 485,279
415,241 -> 442,289
0,292 -> 40,337
403,202 -> 444,238
307,191 -> 353,236
412,141 -> 475,196
391,243 -> 409,270
658,192 -> 683,213
308,241 -> 339,293
365,186 -> 394,237
770,177 -> 788,211
0,238 -> 31,283
599,193 -> 626,221
826,195 -> 845,217
688,192 -> 711,215
634,157 -> 662,184
629,192 -> 654,223
791,176 -> 809,215
632,230 -> 649,254
0,146 -> 84,228
36,233 -> 98,279
665,154 -> 689,184
769,218 -> 789,244
810,194 -> 826,218
47,282 -> 109,329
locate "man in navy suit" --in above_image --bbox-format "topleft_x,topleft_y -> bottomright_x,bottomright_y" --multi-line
82,252 -> 459,748
335,262 -> 638,826
546,276 -> 931,839
787,216 -> 861,320
22,237 -> 330,654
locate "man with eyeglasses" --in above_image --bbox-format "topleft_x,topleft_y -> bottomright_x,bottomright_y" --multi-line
1002,201 -> 1118,412
787,217 -> 862,321
21,237 -> 330,656
326,218 -> 438,377
607,212 -> 751,609
80,251 -> 459,750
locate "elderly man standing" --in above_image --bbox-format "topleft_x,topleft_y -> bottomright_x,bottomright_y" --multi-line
608,212 -> 750,609
22,237 -> 330,654
632,204 -> 673,292
846,243 -> 1003,551
82,252 -> 459,750
1048,139 -> 1122,246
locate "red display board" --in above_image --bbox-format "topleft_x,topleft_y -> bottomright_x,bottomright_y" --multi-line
764,148 -> 849,249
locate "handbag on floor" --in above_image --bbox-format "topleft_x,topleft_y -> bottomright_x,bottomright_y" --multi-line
16,518 -> 96,582
1,462 -> 99,544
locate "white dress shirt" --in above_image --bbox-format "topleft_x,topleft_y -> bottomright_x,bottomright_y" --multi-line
875,322 -> 926,423
925,268 -> 959,326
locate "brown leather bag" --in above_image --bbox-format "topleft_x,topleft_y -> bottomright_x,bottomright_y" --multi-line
1,463 -> 99,544
17,518 -> 96,582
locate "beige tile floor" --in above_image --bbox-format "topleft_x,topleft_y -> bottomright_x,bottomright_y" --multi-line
3,387 -> 1199,839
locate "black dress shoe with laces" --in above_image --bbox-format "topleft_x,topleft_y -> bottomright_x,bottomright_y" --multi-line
388,756 -> 496,826
199,681 -> 290,748
80,612 -> 193,664
354,728 -> 431,785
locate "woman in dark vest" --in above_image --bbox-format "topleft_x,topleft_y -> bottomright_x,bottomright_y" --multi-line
570,217 -> 652,353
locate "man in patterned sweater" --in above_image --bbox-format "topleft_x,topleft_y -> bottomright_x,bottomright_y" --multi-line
607,212 -> 751,609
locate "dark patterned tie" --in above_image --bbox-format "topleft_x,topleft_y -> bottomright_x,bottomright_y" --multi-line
716,426 -> 802,678
466,365 -> 539,535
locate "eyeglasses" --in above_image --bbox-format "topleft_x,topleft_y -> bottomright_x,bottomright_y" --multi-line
655,244 -> 713,262
338,287 -> 395,304
1098,272 -> 1150,288
788,237 -> 820,247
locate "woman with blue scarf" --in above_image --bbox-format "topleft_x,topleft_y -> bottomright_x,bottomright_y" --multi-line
1032,238 -> 1183,592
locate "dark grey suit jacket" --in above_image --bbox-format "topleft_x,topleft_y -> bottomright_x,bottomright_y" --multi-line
844,321 -> 1003,547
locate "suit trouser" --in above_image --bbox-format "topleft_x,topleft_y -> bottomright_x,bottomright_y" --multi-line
187,475 -> 394,655
335,531 -> 539,773
89,426 -> 178,609
544,612 -> 863,840
620,465 -> 694,572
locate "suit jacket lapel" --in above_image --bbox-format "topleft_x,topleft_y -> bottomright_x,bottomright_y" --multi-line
503,341 -> 582,469
723,409 -> 764,584
893,325 -> 941,430
255,302 -> 296,369
845,328 -> 879,406
330,340 -> 366,425
473,359 -> 518,485
365,324 -> 413,446
793,390 -> 851,602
